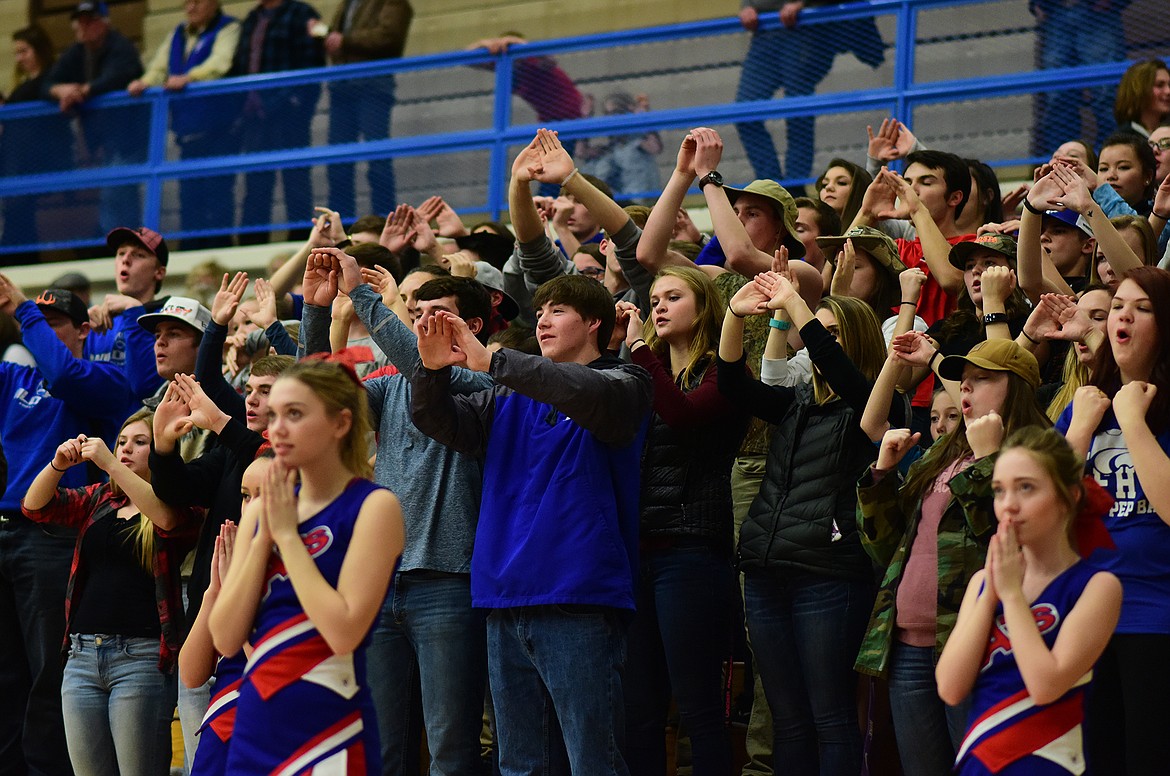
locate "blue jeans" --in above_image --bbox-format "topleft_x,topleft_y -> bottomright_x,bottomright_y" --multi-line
61,634 -> 176,776
0,514 -> 76,776
367,573 -> 487,776
1035,5 -> 1124,152
887,641 -> 969,776
743,572 -> 873,776
327,76 -> 397,218
734,27 -> 836,182
624,546 -> 734,776
489,605 -> 630,776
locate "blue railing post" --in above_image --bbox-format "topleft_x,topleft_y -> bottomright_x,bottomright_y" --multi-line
488,51 -> 515,221
892,0 -> 918,146
142,90 -> 171,231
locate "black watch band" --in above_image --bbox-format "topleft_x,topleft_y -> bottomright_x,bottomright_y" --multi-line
699,170 -> 724,190
982,312 -> 1009,325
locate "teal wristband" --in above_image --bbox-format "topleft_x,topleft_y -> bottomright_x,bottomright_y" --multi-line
768,318 -> 791,331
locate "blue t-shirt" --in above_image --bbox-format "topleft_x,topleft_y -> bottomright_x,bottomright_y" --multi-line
1056,403 -> 1170,634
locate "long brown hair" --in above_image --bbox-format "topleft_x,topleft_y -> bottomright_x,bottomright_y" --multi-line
1089,266 -> 1170,433
902,373 -> 1051,506
811,295 -> 885,405
642,266 -> 722,387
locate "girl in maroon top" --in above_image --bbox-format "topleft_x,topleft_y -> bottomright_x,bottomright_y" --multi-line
618,265 -> 748,775
22,407 -> 200,776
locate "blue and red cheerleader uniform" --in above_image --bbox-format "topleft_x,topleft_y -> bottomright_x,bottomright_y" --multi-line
956,560 -> 1101,775
190,651 -> 246,776
226,478 -> 386,775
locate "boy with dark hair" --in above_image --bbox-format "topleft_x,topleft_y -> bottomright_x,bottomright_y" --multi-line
414,277 -> 492,343
410,272 -> 651,776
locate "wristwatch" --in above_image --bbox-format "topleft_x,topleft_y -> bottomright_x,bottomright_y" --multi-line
982,312 -> 1009,326
699,170 -> 724,190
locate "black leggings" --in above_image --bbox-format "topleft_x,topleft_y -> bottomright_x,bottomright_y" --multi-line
1085,633 -> 1170,776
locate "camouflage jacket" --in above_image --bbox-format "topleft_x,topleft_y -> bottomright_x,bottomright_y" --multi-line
853,453 -> 997,677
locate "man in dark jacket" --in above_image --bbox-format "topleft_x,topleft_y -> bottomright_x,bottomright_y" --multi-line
46,0 -> 145,234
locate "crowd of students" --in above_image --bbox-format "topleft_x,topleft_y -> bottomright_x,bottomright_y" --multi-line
2,60 -> 1170,776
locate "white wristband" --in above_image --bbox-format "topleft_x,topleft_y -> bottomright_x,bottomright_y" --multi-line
561,167 -> 579,187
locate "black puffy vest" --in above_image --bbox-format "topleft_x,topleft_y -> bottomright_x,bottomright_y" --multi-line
738,383 -> 876,581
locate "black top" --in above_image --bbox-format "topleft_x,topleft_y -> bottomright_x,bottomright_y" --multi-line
72,514 -> 160,637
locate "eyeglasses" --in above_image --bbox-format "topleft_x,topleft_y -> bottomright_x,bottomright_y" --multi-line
1149,138 -> 1170,152
578,267 -> 605,278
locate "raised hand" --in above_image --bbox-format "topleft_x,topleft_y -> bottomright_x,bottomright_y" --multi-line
728,277 -> 771,317
79,435 -> 116,471
309,206 -> 345,248
252,277 -> 279,329
1026,169 -> 1064,213
1071,384 -> 1112,430
211,271 -> 249,326
534,128 -> 576,184
1000,183 -> 1029,215
966,410 -> 1004,458
0,274 -> 27,316
51,435 -> 87,472
866,118 -> 916,162
623,305 -> 645,350
1055,156 -> 1098,192
878,168 -> 918,219
830,240 -> 856,296
441,250 -> 478,278
1152,175 -> 1170,221
173,373 -> 228,432
302,251 -> 340,307
1038,294 -> 1091,342
690,127 -> 724,178
154,382 -> 194,450
979,265 -> 1016,307
876,428 -> 921,471
321,247 -> 364,295
408,207 -> 439,254
675,133 -> 698,176
898,266 -> 928,302
757,271 -> 800,311
511,134 -> 544,184
361,264 -> 400,308
889,330 -> 936,367
414,310 -> 468,370
860,169 -> 900,221
419,196 -> 469,238
1052,164 -> 1094,214
379,204 -> 414,254
1113,381 -> 1156,430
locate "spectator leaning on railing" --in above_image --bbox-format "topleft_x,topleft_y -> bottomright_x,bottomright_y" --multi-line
127,0 -> 241,249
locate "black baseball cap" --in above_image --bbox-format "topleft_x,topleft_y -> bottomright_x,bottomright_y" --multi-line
35,288 -> 88,326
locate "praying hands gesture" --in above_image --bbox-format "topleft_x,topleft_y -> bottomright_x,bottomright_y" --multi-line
866,118 -> 918,163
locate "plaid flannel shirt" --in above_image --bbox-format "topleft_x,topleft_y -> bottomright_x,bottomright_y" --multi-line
23,483 -> 202,673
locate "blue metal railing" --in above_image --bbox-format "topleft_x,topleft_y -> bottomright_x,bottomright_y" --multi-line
0,0 -> 1146,254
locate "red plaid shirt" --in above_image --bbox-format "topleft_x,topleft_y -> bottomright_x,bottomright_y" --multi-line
23,483 -> 202,673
